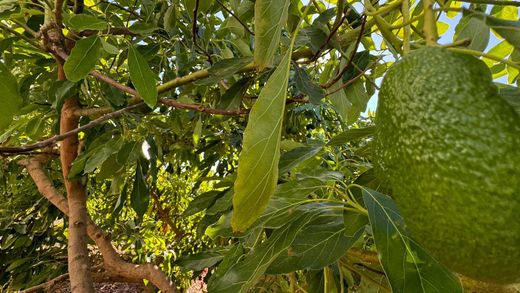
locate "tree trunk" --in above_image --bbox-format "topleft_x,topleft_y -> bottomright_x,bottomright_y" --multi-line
58,63 -> 95,293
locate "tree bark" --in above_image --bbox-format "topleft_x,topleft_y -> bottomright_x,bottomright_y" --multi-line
20,157 -> 178,293
57,63 -> 95,293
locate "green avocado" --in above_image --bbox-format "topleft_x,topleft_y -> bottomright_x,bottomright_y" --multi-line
374,47 -> 520,284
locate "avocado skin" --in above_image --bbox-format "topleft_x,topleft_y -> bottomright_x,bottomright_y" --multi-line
375,47 -> 520,284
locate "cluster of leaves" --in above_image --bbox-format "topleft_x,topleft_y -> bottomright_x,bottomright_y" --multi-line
0,161 -> 67,290
0,0 -> 519,291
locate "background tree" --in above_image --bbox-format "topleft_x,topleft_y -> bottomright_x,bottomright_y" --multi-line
0,0 -> 519,292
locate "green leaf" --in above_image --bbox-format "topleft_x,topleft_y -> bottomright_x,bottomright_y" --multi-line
0,64 -> 22,132
128,44 -> 157,108
327,126 -> 375,146
209,212 -> 313,293
66,14 -> 108,31
473,13 -> 520,50
101,39 -> 119,54
83,137 -> 123,174
254,0 -> 290,70
206,189 -> 233,215
68,151 -> 92,179
195,57 -> 253,85
267,203 -> 355,274
6,257 -> 32,272
344,80 -> 369,125
362,188 -> 463,293
116,141 -> 140,166
64,36 -> 103,82
131,158 -> 150,218
217,78 -> 249,110
231,50 -> 292,232
175,250 -> 224,271
163,5 -> 177,33
496,82 -> 520,114
54,80 -> 78,113
294,65 -> 325,104
184,190 -> 226,216
329,81 -> 351,121
207,244 -> 244,285
278,143 -> 324,174
192,117 -> 202,146
112,181 -> 129,220
454,15 -> 490,51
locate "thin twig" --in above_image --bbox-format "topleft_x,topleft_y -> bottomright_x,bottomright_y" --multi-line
159,98 -> 248,115
322,14 -> 367,89
215,0 -> 254,36
10,19 -> 39,37
96,0 -> 144,20
0,103 -> 145,154
191,0 -> 212,63
311,14 -> 347,61
192,0 -> 200,48
0,23 -> 41,48
325,56 -> 381,95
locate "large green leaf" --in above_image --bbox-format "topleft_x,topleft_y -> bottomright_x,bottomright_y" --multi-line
253,0 -> 290,70
0,64 -> 22,132
362,188 -> 462,293
63,36 -> 103,82
231,50 -> 292,232
209,212 -> 314,293
128,44 -> 157,108
267,203 -> 355,274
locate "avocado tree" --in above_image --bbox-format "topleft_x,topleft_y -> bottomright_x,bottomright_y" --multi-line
0,0 -> 519,292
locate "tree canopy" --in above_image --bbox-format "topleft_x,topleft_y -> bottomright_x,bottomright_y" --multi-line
0,0 -> 519,292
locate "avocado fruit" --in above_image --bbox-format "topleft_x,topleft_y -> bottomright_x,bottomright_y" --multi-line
374,47 -> 520,284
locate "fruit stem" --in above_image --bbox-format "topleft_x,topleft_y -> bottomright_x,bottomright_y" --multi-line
423,0 -> 438,46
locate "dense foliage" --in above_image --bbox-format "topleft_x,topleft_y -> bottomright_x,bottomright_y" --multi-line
0,0 -> 519,292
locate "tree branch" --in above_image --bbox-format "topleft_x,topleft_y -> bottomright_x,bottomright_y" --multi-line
0,103 -> 145,154
159,98 -> 248,115
459,0 -> 520,6
19,157 -> 179,293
